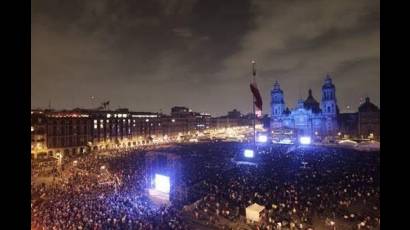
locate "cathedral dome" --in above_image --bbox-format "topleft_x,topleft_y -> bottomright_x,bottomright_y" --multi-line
358,97 -> 379,112
304,89 -> 321,113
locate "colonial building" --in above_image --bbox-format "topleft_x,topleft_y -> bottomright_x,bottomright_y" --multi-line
31,110 -> 48,158
338,113 -> 358,138
358,97 -> 380,140
44,109 -> 167,156
31,107 -> 249,158
270,75 -> 339,136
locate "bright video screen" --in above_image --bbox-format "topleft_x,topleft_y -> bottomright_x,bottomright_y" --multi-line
244,149 -> 254,158
299,136 -> 311,145
154,174 -> 170,193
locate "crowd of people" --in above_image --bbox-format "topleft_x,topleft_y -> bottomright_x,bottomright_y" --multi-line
187,144 -> 380,229
31,142 -> 379,229
31,147 -> 189,230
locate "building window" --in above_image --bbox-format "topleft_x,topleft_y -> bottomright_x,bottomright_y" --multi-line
327,106 -> 330,113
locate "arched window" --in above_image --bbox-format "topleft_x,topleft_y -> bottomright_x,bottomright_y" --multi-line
327,106 -> 330,113
275,109 -> 277,115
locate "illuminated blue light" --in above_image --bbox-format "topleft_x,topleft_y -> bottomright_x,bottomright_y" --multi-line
244,149 -> 254,158
299,136 -> 311,145
154,174 -> 170,193
280,138 -> 292,144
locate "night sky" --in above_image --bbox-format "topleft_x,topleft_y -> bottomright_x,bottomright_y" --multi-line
32,0 -> 379,116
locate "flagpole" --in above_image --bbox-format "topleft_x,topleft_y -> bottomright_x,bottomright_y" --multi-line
251,61 -> 256,149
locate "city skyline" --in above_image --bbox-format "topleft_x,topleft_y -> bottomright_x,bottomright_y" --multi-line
32,0 -> 380,116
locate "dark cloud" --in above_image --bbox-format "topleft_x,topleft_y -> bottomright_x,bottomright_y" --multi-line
32,0 -> 379,115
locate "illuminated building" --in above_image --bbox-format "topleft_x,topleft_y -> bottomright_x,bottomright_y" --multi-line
270,75 -> 339,136
31,110 -> 47,158
31,106 -> 251,157
45,109 -> 92,156
31,103 -> 263,158
211,109 -> 254,129
35,109 -> 162,157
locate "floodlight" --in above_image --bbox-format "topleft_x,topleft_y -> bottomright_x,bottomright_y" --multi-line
299,136 -> 311,145
244,149 -> 254,158
154,174 -> 170,193
257,135 -> 268,143
280,138 -> 292,144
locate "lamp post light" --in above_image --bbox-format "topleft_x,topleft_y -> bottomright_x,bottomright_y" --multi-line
55,152 -> 63,173
330,220 -> 336,230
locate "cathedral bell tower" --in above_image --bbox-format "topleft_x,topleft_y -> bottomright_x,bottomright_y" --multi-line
321,74 -> 338,135
271,81 -> 286,129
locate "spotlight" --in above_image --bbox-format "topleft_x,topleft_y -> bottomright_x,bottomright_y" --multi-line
154,174 -> 170,193
244,149 -> 254,158
299,136 -> 311,145
280,138 -> 292,144
257,135 -> 268,143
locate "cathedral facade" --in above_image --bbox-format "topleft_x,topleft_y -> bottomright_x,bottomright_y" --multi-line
270,75 -> 339,136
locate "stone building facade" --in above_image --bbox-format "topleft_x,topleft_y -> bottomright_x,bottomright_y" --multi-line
270,75 -> 339,136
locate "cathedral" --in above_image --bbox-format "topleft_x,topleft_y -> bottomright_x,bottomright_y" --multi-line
270,75 -> 339,136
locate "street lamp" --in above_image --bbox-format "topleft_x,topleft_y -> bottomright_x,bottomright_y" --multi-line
55,152 -> 63,172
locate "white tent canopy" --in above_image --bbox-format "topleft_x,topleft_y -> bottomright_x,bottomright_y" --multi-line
338,139 -> 358,146
246,203 -> 265,222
